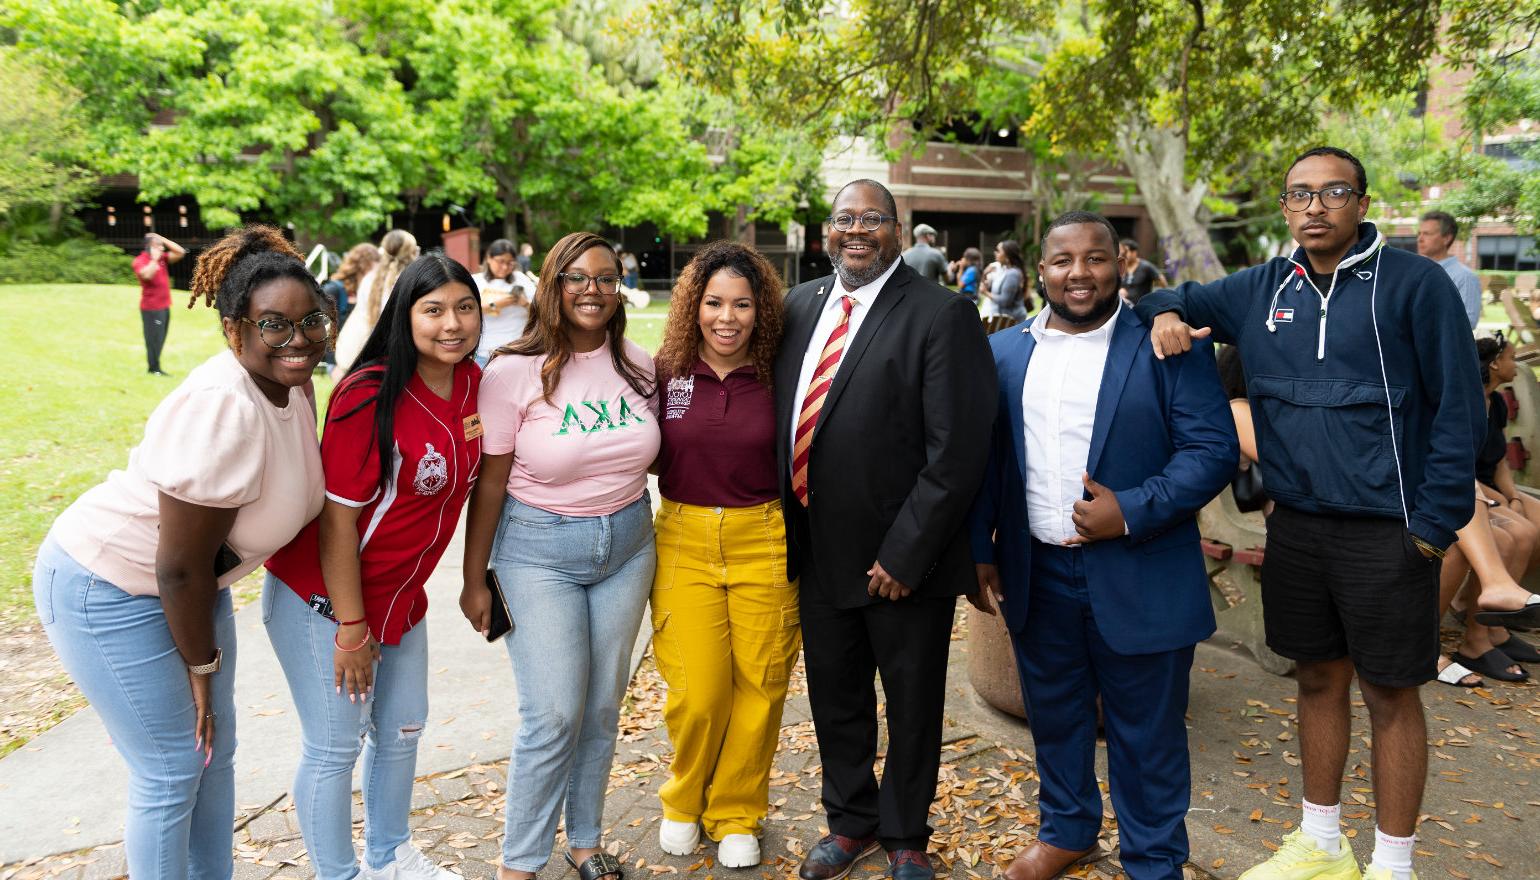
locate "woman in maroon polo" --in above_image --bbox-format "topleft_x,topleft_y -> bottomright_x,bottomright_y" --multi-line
648,241 -> 795,869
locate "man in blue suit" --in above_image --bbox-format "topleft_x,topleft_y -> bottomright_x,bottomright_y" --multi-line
968,212 -> 1238,880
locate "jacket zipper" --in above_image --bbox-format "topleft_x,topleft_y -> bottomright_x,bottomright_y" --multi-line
1292,259 -> 1335,362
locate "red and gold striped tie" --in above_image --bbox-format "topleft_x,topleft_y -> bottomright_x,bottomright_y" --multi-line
792,295 -> 855,506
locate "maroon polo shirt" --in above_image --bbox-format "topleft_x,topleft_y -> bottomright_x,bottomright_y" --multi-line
655,357 -> 779,507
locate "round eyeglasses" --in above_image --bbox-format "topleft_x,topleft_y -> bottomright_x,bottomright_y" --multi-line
1279,186 -> 1363,212
828,211 -> 898,233
240,311 -> 334,349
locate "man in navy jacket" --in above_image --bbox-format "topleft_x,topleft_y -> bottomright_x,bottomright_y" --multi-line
1137,147 -> 1487,880
968,212 -> 1237,880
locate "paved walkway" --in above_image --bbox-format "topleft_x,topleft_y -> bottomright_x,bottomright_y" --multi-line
5,606 -> 1536,880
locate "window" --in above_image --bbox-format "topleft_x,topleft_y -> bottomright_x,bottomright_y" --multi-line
1481,138 -> 1538,171
1385,235 -> 1417,253
1477,235 -> 1539,272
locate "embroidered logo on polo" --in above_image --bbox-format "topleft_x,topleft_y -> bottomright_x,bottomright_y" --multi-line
665,377 -> 695,420
554,397 -> 649,435
1272,308 -> 1295,324
414,443 -> 449,495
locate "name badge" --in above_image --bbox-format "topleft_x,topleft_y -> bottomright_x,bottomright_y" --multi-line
463,413 -> 484,441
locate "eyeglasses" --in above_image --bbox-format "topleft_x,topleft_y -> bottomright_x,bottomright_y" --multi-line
828,211 -> 898,233
558,272 -> 622,295
1279,186 -> 1363,212
240,311 -> 334,349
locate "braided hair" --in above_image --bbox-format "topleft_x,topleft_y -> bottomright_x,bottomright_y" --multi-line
188,225 -> 330,354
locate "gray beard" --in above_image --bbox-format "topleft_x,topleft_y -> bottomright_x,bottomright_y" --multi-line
830,248 -> 897,289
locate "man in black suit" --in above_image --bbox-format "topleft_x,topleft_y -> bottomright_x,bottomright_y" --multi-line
776,179 -> 997,880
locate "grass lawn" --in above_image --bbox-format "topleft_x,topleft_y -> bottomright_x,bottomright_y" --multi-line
0,284 -> 670,622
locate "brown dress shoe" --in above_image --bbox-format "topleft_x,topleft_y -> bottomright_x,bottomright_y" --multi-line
1001,840 -> 1096,880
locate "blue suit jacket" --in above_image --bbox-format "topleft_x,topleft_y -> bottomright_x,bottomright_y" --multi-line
967,307 -> 1239,655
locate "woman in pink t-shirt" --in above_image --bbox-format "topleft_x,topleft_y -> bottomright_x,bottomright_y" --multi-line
264,253 -> 483,880
461,232 -> 659,880
33,227 -> 331,880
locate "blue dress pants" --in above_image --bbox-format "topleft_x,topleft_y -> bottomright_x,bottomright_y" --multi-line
1012,542 -> 1195,880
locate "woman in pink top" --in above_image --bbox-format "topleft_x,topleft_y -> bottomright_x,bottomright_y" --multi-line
32,226 -> 330,880
460,232 -> 659,880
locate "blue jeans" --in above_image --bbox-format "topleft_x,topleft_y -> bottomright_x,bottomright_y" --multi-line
263,575 -> 429,878
493,493 -> 656,871
33,535 -> 238,880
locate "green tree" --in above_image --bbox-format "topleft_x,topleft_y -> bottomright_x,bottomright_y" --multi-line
649,0 -> 1529,282
2,0 -> 423,243
0,50 -> 94,221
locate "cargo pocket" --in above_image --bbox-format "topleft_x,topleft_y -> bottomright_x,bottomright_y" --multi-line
651,611 -> 686,693
1248,375 -> 1404,512
765,603 -> 802,684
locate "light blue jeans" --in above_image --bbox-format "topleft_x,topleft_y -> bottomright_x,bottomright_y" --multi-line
263,574 -> 429,879
493,493 -> 656,871
33,535 -> 238,880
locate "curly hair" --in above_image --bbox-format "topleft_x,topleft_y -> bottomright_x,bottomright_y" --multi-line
188,225 -> 330,354
331,242 -> 381,301
655,241 -> 785,388
497,231 -> 653,403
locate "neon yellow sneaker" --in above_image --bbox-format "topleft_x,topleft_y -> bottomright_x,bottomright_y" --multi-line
1238,830 -> 1362,880
1362,866 -> 1416,880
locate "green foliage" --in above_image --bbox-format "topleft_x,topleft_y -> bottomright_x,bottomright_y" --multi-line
0,49 -> 95,216
0,238 -> 134,284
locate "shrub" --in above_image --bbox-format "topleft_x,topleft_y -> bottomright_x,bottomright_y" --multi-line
0,238 -> 135,284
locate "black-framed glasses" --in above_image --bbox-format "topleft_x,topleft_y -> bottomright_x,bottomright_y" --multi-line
828,211 -> 898,233
558,272 -> 622,295
1279,186 -> 1363,212
240,311 -> 334,349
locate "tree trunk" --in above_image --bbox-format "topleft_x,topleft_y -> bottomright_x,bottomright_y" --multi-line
1115,122 -> 1227,284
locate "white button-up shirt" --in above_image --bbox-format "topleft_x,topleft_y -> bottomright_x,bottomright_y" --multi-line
1022,303 -> 1120,544
788,258 -> 901,466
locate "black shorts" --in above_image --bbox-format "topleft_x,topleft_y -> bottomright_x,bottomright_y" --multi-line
1260,505 -> 1440,687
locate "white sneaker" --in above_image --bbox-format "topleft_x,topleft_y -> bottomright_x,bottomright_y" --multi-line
717,834 -> 760,868
363,840 -> 463,879
659,818 -> 701,855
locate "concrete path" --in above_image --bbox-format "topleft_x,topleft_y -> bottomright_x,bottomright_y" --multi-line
0,521 -> 651,866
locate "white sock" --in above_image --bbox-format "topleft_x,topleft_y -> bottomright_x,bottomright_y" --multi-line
1301,800 -> 1341,855
1370,827 -> 1415,879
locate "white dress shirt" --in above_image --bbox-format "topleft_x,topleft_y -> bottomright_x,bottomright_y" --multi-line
788,258 -> 902,465
1022,303 -> 1121,544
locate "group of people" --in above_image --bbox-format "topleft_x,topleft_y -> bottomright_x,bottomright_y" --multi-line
44,145 -> 1535,880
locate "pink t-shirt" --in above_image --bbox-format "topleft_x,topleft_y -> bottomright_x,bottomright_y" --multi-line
51,351 -> 325,596
479,339 -> 659,516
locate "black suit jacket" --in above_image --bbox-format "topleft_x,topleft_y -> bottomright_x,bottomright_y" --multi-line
775,261 -> 997,608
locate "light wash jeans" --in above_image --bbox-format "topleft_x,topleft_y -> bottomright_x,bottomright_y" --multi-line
33,535 -> 237,880
263,574 -> 429,878
493,493 -> 656,871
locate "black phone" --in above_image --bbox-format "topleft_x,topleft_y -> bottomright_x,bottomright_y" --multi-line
213,542 -> 241,579
484,569 -> 513,642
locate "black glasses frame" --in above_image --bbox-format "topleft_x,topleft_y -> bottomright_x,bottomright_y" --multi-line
1279,186 -> 1364,212
558,272 -> 623,296
239,311 -> 334,349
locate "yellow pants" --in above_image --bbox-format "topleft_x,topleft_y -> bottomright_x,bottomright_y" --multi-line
650,498 -> 802,839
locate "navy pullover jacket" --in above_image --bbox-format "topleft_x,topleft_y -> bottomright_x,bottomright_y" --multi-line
1135,222 -> 1484,549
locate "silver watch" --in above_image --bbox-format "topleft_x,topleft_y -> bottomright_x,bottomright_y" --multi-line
188,648 -> 222,676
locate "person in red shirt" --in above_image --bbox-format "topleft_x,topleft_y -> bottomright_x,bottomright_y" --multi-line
648,241 -> 794,869
264,252 -> 483,880
132,232 -> 186,375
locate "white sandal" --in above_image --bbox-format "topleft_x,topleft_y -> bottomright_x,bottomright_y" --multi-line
1435,658 -> 1482,688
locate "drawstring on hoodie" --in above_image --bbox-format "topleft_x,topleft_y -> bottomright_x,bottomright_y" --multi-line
1264,267 -> 1302,333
